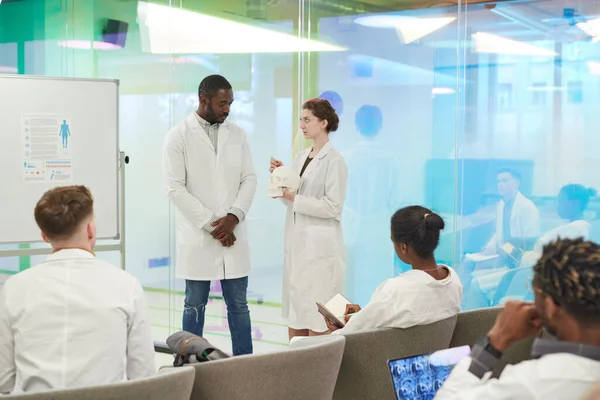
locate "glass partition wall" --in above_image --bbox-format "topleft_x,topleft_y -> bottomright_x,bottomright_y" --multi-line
1,0 -> 599,353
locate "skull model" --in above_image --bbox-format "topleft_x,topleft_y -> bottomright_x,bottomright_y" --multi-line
268,166 -> 301,198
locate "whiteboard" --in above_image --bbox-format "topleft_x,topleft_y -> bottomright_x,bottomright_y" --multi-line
0,75 -> 119,243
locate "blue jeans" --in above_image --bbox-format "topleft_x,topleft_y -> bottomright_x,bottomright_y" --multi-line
182,277 -> 253,356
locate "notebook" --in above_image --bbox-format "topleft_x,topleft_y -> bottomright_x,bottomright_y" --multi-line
388,345 -> 471,400
316,293 -> 352,329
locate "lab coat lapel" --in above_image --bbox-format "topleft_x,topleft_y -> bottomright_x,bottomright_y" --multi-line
185,113 -> 215,152
301,141 -> 332,179
510,192 -> 525,235
498,192 -> 523,242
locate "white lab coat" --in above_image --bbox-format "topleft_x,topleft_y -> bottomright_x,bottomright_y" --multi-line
163,113 -> 257,280
483,192 -> 540,253
281,142 -> 348,332
470,220 -> 593,304
435,353 -> 600,399
520,219 -> 591,269
334,266 -> 462,335
0,249 -> 155,394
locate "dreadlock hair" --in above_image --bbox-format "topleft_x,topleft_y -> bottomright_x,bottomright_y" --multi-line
198,75 -> 232,99
533,237 -> 600,326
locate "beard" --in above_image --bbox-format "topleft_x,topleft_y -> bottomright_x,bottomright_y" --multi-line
205,104 -> 219,123
539,312 -> 559,339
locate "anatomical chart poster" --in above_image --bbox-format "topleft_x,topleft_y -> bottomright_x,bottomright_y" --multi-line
22,115 -> 73,182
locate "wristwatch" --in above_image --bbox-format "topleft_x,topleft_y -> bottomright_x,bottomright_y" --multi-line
482,336 -> 503,358
468,336 -> 503,379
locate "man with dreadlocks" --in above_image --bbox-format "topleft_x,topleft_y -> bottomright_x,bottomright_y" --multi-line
436,238 -> 600,399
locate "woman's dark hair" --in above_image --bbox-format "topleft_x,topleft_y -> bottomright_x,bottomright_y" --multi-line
302,98 -> 340,133
559,184 -> 597,212
391,206 -> 445,258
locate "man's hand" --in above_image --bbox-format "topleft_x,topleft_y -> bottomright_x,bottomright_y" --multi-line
211,214 -> 239,240
488,301 -> 543,352
219,233 -> 236,248
344,304 -> 362,323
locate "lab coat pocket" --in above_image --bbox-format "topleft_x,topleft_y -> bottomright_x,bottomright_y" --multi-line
305,225 -> 336,260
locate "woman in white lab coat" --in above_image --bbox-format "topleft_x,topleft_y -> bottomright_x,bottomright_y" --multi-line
323,206 -> 463,335
270,98 -> 348,340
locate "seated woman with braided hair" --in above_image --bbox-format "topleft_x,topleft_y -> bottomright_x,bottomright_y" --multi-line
436,238 -> 600,400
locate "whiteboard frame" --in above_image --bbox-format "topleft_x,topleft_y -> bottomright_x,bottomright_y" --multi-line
0,76 -> 126,269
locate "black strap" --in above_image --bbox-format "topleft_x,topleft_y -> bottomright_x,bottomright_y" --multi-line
468,337 -> 502,379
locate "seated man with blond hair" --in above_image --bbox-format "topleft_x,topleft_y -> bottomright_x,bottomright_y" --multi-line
0,185 -> 155,394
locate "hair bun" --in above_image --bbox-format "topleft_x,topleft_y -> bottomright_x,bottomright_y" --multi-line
425,213 -> 445,230
328,113 -> 340,132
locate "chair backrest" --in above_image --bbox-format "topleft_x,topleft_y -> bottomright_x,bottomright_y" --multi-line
332,316 -> 458,400
491,268 -> 522,306
3,368 -> 195,400
184,335 -> 345,400
450,307 -> 535,377
492,267 -> 534,305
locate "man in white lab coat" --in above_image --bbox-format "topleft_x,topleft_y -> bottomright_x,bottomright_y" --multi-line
460,168 -> 540,295
482,168 -> 540,254
436,238 -> 600,399
0,186 -> 155,394
163,75 -> 257,355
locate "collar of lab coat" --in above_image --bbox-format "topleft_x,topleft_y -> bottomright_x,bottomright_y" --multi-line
185,112 -> 230,154
401,265 -> 456,285
313,141 -> 333,160
532,338 -> 600,362
46,248 -> 96,262
298,141 -> 333,180
501,191 -> 526,208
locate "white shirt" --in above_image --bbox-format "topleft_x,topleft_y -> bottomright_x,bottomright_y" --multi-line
481,192 -> 540,255
0,249 -> 155,394
334,266 -> 463,335
435,353 -> 600,400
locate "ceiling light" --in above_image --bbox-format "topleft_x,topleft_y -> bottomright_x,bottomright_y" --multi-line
526,86 -> 564,92
57,40 -> 121,50
577,18 -> 600,42
137,2 -> 346,54
354,15 -> 456,44
472,32 -> 557,56
587,61 -> 600,75
432,87 -> 455,94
